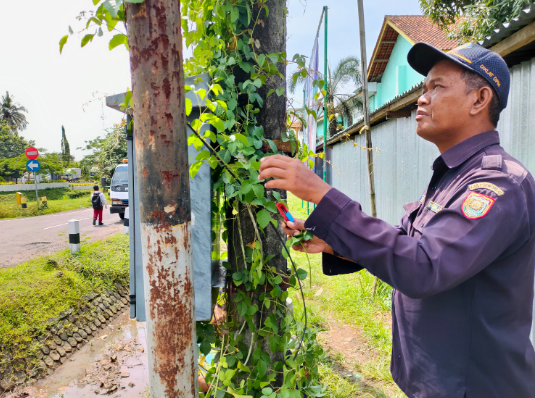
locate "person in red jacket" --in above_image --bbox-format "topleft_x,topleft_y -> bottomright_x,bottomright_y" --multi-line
91,185 -> 107,226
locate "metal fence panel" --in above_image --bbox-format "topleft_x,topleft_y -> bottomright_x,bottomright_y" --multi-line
327,57 -> 535,344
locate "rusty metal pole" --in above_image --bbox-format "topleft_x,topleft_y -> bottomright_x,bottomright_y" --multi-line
125,1 -> 198,397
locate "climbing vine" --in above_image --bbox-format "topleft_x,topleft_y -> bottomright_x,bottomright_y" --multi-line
62,1 -> 327,397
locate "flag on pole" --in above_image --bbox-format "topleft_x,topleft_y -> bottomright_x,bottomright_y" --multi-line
303,37 -> 320,172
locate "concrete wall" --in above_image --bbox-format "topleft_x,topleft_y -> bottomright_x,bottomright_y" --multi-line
0,183 -> 69,192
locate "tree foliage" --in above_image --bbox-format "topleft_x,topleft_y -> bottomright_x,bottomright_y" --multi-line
61,125 -> 73,166
65,1 -> 325,396
0,120 -> 34,159
0,91 -> 29,134
289,56 -> 363,136
78,123 -> 126,182
420,0 -> 533,42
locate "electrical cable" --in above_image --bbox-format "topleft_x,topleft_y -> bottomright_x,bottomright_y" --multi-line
187,123 -> 308,361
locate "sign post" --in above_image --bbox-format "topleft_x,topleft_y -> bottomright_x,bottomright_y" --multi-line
25,147 -> 40,209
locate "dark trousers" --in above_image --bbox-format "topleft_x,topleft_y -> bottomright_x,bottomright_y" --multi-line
93,208 -> 103,223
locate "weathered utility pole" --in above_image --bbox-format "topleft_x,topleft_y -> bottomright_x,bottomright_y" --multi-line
125,1 -> 198,397
356,0 -> 380,296
227,0 -> 287,387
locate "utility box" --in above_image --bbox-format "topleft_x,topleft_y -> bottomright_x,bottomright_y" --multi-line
106,73 -> 223,322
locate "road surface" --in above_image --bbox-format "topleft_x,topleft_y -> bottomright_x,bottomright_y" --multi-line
0,208 -> 124,268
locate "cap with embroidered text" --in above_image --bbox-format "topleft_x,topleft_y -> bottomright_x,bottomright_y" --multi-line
407,42 -> 510,110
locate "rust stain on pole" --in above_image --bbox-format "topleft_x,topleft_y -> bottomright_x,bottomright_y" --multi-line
126,0 -> 198,396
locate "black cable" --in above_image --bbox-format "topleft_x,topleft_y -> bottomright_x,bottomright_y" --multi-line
188,122 -> 308,361
268,222 -> 307,362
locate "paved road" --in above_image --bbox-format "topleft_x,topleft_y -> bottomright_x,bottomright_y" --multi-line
0,208 -> 124,268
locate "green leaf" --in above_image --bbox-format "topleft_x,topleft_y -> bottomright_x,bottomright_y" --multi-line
256,209 -> 271,229
195,150 -> 209,161
98,27 -> 104,37
124,0 -> 145,3
81,34 -> 95,48
257,360 -> 268,378
227,387 -> 253,398
230,7 -> 239,23
266,139 -> 278,154
234,133 -> 249,146
296,268 -> 308,281
68,26 -> 74,34
191,118 -> 202,132
238,361 -> 251,373
109,34 -> 128,50
262,387 -> 273,395
189,161 -> 203,179
59,35 -> 69,54
252,184 -> 264,199
185,98 -> 192,116
200,340 -> 211,356
207,117 -> 224,132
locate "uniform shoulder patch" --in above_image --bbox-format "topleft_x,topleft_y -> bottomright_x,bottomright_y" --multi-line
469,182 -> 504,196
462,192 -> 495,219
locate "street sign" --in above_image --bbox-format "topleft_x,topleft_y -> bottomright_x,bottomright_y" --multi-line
26,159 -> 41,173
25,147 -> 39,160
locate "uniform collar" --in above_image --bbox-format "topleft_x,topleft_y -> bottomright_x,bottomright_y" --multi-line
434,131 -> 500,169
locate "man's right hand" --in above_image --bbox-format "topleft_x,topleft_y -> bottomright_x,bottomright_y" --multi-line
282,219 -> 334,255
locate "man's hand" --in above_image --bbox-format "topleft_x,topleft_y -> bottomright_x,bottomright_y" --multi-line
283,219 -> 333,255
258,155 -> 331,204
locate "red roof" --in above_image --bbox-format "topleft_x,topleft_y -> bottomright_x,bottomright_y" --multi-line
368,15 -> 458,82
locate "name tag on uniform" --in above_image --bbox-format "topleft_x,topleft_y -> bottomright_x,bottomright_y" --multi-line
426,201 -> 443,213
469,182 -> 504,196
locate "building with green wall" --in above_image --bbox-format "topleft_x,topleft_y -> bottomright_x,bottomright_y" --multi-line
316,15 -> 457,145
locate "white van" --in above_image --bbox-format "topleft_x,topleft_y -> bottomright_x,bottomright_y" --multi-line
109,163 -> 129,220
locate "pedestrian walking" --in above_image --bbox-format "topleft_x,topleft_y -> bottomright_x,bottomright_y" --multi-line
260,43 -> 535,397
91,185 -> 107,226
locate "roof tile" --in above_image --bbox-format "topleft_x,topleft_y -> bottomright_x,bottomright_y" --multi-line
386,15 -> 458,50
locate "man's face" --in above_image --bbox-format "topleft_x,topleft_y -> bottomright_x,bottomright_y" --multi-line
416,60 -> 472,144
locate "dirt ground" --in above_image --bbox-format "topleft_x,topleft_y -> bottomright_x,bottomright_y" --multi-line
3,312 -> 149,398
318,314 -> 398,396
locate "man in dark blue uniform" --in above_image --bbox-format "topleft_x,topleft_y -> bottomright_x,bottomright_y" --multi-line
259,43 -> 535,397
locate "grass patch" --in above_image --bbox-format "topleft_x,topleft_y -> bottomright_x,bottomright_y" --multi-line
0,188 -> 94,219
285,194 -> 404,397
0,234 -> 129,356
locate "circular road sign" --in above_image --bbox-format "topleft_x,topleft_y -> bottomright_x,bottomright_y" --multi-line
26,159 -> 41,173
25,147 -> 39,160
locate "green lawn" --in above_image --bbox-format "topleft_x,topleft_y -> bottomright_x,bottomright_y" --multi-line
0,234 -> 129,360
0,188 -> 95,219
285,194 -> 405,398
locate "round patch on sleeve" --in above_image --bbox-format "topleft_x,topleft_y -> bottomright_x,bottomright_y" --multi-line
462,192 -> 495,219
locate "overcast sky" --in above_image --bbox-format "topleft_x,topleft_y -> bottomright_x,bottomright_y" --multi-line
0,0 -> 422,160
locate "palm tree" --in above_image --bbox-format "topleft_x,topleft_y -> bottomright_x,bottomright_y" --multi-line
1,91 -> 29,134
289,56 -> 363,136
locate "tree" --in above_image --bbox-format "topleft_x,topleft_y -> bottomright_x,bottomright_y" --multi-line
0,91 -> 29,133
0,120 -> 34,159
78,123 -> 126,181
60,125 -> 73,165
289,56 -> 363,137
420,0 -> 532,42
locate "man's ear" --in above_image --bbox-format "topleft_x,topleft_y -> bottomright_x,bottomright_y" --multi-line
470,86 -> 494,117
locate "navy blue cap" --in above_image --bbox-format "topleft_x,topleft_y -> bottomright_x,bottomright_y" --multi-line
407,42 -> 510,110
